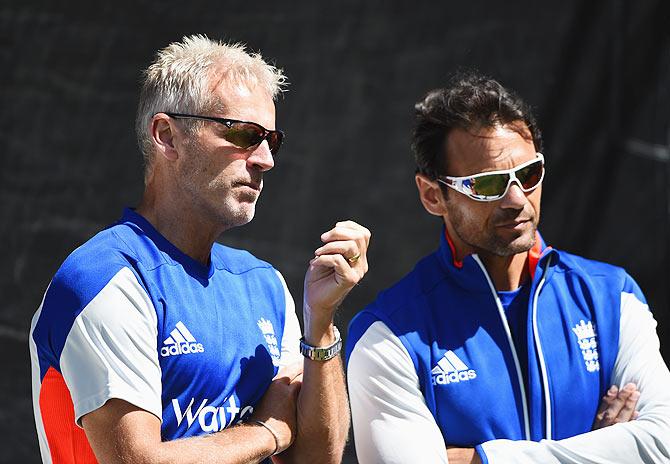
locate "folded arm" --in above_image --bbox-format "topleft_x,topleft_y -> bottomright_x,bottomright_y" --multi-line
476,291 -> 670,463
82,377 -> 300,464
347,291 -> 670,464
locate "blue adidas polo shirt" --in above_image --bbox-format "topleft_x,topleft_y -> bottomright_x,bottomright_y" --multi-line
30,208 -> 301,463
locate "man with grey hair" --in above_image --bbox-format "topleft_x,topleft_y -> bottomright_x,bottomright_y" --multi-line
30,35 -> 367,464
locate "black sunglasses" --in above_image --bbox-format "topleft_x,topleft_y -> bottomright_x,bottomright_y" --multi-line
163,112 -> 284,156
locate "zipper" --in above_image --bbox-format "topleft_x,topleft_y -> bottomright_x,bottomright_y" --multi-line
531,255 -> 553,439
472,255 -> 531,440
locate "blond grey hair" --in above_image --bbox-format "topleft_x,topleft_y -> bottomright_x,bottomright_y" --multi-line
135,34 -> 287,176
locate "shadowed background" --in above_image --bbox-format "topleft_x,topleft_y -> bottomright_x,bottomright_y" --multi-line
1,1 -> 668,462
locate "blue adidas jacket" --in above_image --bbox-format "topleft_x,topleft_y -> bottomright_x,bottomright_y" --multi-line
346,229 -> 647,448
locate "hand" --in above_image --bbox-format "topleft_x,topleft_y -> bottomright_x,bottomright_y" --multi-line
592,383 -> 640,429
303,221 -> 370,343
447,447 -> 482,464
250,363 -> 303,453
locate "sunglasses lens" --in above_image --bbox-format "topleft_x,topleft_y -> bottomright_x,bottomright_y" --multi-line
471,174 -> 510,197
517,160 -> 544,190
224,123 -> 283,155
223,123 -> 264,149
267,131 -> 283,155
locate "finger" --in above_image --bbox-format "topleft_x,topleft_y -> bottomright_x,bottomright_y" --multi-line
632,410 -> 640,420
610,383 -> 636,412
615,390 -> 641,423
310,254 -> 361,286
310,253 -> 360,281
594,385 -> 621,427
596,385 -> 618,417
335,220 -> 369,232
321,225 -> 371,248
320,226 -> 370,271
597,384 -> 636,424
334,221 -> 372,244
314,240 -> 359,260
274,362 -> 303,382
314,240 -> 367,271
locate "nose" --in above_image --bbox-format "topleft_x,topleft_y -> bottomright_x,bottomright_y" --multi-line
247,140 -> 275,172
499,181 -> 527,209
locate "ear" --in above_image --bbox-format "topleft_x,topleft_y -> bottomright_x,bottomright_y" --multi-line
415,174 -> 448,217
150,113 -> 179,161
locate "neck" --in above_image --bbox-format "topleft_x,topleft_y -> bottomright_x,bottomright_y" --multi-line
445,222 -> 530,291
478,252 -> 529,291
136,182 -> 221,266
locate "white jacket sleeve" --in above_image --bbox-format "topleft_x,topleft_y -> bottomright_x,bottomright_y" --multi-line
479,292 -> 670,463
348,320 -> 449,464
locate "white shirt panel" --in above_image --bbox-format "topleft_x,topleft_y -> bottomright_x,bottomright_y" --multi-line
480,292 -> 670,463
275,270 -> 303,367
60,267 -> 163,425
29,291 -> 53,464
348,320 -> 449,464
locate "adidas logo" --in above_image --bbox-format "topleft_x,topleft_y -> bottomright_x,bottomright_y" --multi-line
161,321 -> 205,357
431,350 -> 477,386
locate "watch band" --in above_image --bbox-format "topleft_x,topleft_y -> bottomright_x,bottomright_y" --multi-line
299,326 -> 342,361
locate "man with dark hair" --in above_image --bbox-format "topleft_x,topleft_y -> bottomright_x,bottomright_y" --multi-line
346,74 -> 670,463
30,36 -> 369,464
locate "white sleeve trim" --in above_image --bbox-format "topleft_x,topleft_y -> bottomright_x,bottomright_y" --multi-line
275,270 -> 302,367
348,320 -> 448,464
60,267 -> 163,426
480,292 -> 670,463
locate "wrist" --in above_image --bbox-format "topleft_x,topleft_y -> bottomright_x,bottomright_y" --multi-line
300,326 -> 342,361
302,303 -> 336,345
249,420 -> 280,456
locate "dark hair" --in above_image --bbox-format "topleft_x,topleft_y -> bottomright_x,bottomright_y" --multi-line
411,73 -> 543,178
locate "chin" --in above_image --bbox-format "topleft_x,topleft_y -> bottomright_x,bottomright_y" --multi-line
489,230 -> 536,257
216,201 -> 257,230
504,236 -> 536,256
230,209 -> 256,228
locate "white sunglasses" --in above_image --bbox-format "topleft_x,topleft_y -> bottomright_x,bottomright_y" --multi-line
437,153 -> 545,202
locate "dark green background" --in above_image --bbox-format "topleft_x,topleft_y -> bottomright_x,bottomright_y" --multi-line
1,1 -> 668,462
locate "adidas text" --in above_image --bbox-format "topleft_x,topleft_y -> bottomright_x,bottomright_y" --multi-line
432,369 -> 477,385
161,342 -> 205,357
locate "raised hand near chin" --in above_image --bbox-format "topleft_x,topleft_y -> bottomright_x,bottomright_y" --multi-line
303,220 -> 370,343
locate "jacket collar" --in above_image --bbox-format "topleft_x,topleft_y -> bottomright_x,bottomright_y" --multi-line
438,226 -> 555,290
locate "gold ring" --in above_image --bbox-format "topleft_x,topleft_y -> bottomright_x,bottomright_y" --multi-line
347,253 -> 360,264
